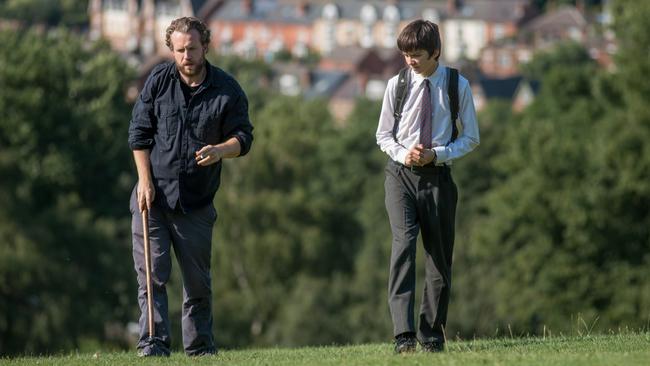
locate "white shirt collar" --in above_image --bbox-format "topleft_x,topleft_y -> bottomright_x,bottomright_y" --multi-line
410,63 -> 445,84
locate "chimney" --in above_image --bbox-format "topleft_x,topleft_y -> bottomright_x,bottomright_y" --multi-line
242,0 -> 254,16
576,0 -> 585,14
447,0 -> 459,15
296,1 -> 309,18
514,1 -> 524,19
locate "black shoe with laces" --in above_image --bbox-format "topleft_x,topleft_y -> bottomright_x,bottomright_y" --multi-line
420,341 -> 445,353
394,333 -> 417,354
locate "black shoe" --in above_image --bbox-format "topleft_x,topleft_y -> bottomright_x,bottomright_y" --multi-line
420,341 -> 445,353
137,346 -> 170,357
394,333 -> 417,354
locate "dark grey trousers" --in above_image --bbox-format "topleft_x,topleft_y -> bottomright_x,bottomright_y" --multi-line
384,159 -> 457,344
130,190 -> 218,355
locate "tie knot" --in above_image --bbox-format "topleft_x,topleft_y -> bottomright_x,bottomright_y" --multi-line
423,79 -> 430,91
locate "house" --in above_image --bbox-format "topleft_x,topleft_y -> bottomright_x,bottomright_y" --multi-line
320,47 -> 398,121
207,0 -> 533,64
205,0 -> 444,60
89,0 -> 593,115
88,0 -> 224,57
512,78 -> 540,112
206,0 -> 319,60
471,75 -> 540,112
309,0 -> 534,63
309,1 -> 448,55
525,5 -> 587,51
472,75 -> 522,111
89,0 -> 536,70
478,5 -> 589,77
478,38 -> 534,77
442,0 -> 533,62
271,46 -> 402,121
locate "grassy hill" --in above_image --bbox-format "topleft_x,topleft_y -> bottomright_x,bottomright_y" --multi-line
2,333 -> 649,365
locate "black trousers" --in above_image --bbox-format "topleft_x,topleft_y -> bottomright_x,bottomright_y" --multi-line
130,188 -> 218,355
384,159 -> 458,344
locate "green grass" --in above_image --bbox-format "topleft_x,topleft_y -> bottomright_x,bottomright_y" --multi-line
2,333 -> 649,365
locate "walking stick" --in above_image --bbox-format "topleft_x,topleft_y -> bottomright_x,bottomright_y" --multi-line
142,209 -> 155,339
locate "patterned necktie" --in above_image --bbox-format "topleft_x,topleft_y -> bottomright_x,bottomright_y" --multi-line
419,79 -> 432,148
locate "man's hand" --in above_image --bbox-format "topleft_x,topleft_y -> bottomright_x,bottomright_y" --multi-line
405,144 -> 436,167
195,145 -> 224,166
137,179 -> 155,212
132,149 -> 155,212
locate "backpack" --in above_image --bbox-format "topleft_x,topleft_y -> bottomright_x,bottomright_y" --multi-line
392,67 -> 459,145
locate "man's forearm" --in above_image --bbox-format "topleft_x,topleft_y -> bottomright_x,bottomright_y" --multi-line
133,149 -> 152,181
216,137 -> 241,159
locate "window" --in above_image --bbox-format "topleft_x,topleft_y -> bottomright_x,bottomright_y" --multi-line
422,8 -> 439,24
279,74 -> 300,96
155,1 -> 181,17
322,3 -> 339,20
482,49 -> 494,64
104,0 -> 126,11
493,24 -> 505,40
366,79 -> 386,100
568,27 -> 582,42
383,5 -> 400,48
498,51 -> 511,68
517,49 -> 531,63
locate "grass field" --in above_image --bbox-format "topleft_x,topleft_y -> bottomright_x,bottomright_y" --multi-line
2,333 -> 649,365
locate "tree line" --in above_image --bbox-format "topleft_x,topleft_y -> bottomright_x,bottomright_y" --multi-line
0,0 -> 648,355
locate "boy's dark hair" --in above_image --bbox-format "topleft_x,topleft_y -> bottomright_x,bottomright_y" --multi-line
397,19 -> 442,61
165,17 -> 211,51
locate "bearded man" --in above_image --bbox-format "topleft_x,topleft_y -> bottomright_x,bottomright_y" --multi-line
128,16 -> 253,357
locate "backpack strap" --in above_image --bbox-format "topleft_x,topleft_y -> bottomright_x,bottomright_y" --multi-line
392,67 -> 460,145
447,67 -> 459,144
392,67 -> 411,143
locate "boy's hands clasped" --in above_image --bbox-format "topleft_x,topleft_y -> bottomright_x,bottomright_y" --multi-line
405,144 -> 436,167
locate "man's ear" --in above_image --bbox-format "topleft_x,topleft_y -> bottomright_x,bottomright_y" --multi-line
429,49 -> 440,60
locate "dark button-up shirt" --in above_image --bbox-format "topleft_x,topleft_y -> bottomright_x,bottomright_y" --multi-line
128,61 -> 253,212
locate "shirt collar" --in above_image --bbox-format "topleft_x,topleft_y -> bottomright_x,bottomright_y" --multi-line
410,63 -> 445,84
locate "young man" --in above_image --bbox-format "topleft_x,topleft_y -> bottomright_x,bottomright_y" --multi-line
128,17 -> 253,356
376,19 -> 479,353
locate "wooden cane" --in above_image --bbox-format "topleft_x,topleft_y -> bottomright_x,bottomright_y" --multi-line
142,209 -> 155,338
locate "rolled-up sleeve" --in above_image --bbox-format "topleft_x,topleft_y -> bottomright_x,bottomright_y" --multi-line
128,72 -> 158,150
223,89 -> 254,156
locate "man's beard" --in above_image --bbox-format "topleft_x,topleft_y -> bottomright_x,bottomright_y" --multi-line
177,59 -> 205,78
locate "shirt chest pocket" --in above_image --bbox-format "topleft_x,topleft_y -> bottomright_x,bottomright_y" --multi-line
157,105 -> 179,139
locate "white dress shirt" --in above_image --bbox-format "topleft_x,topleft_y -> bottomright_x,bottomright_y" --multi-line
376,65 -> 480,165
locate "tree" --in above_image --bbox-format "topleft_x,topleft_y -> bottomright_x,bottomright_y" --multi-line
334,98 -> 393,343
0,28 -> 136,355
210,95 -> 356,347
449,1 -> 650,335
0,0 -> 88,27
520,41 -> 592,81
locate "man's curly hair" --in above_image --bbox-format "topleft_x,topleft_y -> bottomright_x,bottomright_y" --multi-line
165,17 -> 211,51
